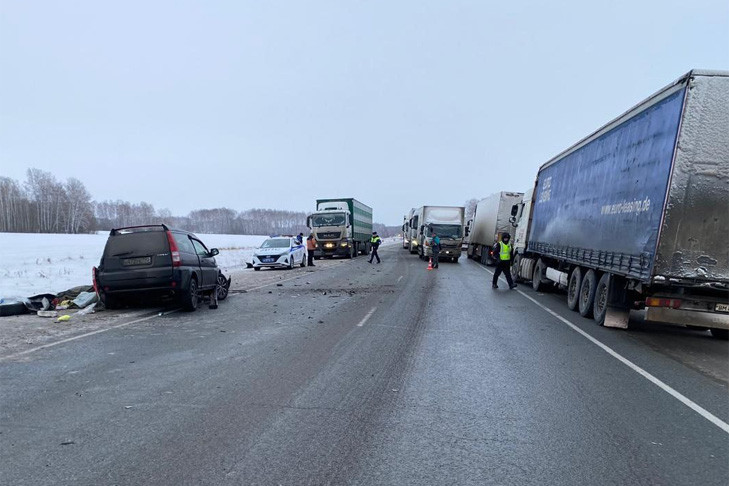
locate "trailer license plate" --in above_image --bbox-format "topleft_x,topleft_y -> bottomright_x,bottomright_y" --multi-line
122,256 -> 151,266
716,303 -> 729,313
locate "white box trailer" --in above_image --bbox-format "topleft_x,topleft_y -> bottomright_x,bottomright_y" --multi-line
466,192 -> 524,265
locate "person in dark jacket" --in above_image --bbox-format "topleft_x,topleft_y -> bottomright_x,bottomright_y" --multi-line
306,233 -> 317,266
431,232 -> 441,268
369,232 -> 382,263
492,233 -> 516,289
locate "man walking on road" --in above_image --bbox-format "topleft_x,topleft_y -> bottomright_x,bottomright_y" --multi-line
306,233 -> 317,266
369,232 -> 382,264
492,233 -> 516,289
431,231 -> 441,268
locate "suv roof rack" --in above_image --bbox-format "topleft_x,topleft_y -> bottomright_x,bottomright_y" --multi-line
110,224 -> 171,236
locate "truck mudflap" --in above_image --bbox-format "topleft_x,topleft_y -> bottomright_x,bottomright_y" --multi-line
645,307 -> 729,330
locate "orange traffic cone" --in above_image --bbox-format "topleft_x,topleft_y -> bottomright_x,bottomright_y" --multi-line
427,257 -> 433,270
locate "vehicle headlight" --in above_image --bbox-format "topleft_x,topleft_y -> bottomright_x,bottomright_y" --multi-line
411,239 -> 417,245
340,241 -> 348,247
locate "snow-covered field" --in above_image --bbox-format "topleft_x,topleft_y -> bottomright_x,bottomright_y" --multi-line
0,233 -> 268,300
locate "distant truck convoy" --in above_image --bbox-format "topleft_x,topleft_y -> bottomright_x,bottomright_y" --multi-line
412,206 -> 465,262
509,69 -> 729,338
466,192 -> 524,265
307,198 -> 373,259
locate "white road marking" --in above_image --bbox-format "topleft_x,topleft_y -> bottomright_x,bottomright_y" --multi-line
476,263 -> 729,434
1,310 -> 178,362
397,275 -> 404,283
357,307 -> 377,327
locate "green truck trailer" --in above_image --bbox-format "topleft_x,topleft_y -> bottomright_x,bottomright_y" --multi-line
307,198 -> 373,258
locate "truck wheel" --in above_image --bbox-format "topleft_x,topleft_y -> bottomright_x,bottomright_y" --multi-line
512,255 -> 522,282
710,329 -> 728,340
566,267 -> 582,311
532,259 -> 546,292
181,278 -> 199,312
593,273 -> 610,325
578,270 -> 598,318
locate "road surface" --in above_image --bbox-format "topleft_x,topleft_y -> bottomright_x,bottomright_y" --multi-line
2,245 -> 728,485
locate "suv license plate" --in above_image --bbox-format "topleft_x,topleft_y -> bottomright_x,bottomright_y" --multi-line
123,257 -> 152,266
716,303 -> 729,313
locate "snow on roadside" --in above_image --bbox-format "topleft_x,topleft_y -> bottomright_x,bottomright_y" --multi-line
0,232 -> 268,300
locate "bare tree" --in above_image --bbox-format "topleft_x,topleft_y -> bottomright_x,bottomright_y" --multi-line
64,178 -> 94,233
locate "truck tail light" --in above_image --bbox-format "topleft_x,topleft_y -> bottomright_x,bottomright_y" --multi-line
166,230 -> 182,267
645,297 -> 682,309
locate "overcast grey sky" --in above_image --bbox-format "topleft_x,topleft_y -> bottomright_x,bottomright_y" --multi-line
1,1 -> 727,225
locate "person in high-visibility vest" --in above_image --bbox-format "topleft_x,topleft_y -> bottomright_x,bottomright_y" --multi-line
491,233 -> 516,289
369,232 -> 382,263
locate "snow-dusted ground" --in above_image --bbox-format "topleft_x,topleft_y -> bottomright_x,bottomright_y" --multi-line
0,233 -> 268,300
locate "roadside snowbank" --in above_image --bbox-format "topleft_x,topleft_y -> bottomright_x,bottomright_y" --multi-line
0,233 -> 268,299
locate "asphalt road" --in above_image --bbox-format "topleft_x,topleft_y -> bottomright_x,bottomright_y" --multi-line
2,245 -> 728,485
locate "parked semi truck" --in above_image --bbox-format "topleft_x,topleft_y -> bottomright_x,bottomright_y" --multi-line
510,70 -> 729,338
466,191 -> 524,265
407,208 -> 420,254
402,208 -> 415,249
413,205 -> 465,262
307,198 -> 373,258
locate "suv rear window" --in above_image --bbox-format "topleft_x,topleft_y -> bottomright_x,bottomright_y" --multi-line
174,233 -> 195,254
104,232 -> 169,257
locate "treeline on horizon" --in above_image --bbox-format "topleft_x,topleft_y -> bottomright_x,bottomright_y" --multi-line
0,169 -> 399,237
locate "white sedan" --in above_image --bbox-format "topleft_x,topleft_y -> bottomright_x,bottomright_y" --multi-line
252,237 -> 306,271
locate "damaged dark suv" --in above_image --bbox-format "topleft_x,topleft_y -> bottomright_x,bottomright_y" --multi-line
95,224 -> 227,311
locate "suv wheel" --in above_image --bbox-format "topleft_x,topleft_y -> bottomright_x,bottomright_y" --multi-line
102,293 -> 120,310
216,273 -> 229,301
181,278 -> 199,311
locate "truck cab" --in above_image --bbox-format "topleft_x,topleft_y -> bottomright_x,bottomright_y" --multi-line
415,206 -> 465,262
308,202 -> 355,258
307,199 -> 373,258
